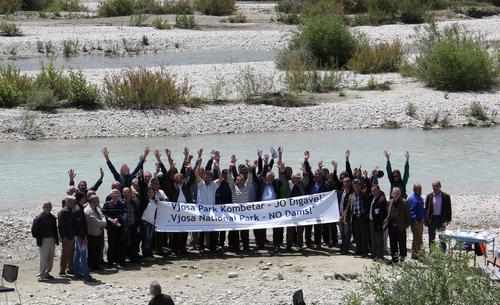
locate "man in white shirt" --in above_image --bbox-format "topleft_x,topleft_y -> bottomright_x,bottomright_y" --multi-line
196,151 -> 221,254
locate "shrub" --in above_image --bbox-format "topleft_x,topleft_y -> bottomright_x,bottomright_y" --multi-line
22,0 -> 51,10
366,0 -> 399,24
406,101 -> 417,118
352,246 -> 500,304
347,40 -> 405,74
26,87 -> 57,111
129,13 -> 149,26
0,64 -> 33,108
298,15 -> 360,68
234,65 -> 275,101
137,0 -> 193,14
152,16 -> 172,29
68,70 -> 100,109
175,14 -> 197,29
467,101 -> 489,122
34,62 -> 70,100
275,45 -> 315,70
0,22 -> 23,37
228,13 -> 247,23
415,24 -> 498,91
194,0 -> 235,16
98,0 -> 134,16
399,0 -> 426,24
62,39 -> 79,57
102,67 -> 191,109
0,0 -> 22,13
45,0 -> 88,13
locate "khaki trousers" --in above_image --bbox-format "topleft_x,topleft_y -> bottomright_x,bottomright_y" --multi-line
39,237 -> 55,278
60,238 -> 74,274
410,219 -> 424,258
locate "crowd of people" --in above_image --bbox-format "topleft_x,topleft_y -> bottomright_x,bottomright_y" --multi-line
31,146 -> 452,284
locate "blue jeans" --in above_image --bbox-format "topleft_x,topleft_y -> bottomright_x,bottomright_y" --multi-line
73,236 -> 91,280
141,222 -> 155,257
340,222 -> 352,252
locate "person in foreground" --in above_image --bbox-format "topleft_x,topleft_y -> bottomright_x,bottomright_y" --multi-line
149,281 -> 175,305
31,201 -> 59,281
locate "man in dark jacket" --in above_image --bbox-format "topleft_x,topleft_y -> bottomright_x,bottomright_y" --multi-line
58,195 -> 75,276
341,179 -> 371,256
155,149 -> 198,255
72,193 -> 95,282
253,170 -> 282,251
32,202 -> 59,281
149,281 -> 175,305
424,180 -> 452,250
368,184 -> 387,259
102,189 -> 127,267
338,176 -> 353,254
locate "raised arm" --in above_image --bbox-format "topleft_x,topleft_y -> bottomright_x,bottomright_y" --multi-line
90,167 -> 105,191
165,148 -> 175,169
102,147 -> 121,181
131,147 -> 150,177
345,149 -> 353,180
68,169 -> 76,186
384,150 -> 394,183
154,149 -> 168,177
403,151 -> 410,185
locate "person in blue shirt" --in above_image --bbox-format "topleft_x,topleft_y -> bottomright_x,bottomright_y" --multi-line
407,183 -> 425,259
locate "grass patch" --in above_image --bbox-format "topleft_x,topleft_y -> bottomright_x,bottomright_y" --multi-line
415,24 -> 499,91
129,13 -> 149,27
98,0 -> 134,16
358,77 -> 391,91
466,102 -> 490,122
62,39 -> 79,57
194,0 -> 235,16
347,40 -> 405,74
0,22 -> 22,36
234,65 -> 275,102
175,14 -> 197,29
381,119 -> 401,128
26,87 -> 57,111
406,101 -> 417,118
152,16 -> 172,29
102,67 -> 191,109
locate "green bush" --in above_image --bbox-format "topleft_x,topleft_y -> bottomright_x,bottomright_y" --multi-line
136,0 -> 193,14
415,24 -> 498,91
34,62 -> 70,100
194,0 -> 235,16
0,64 -> 33,108
98,0 -> 134,16
352,246 -> 500,304
0,22 -> 23,37
0,0 -> 22,13
298,15 -> 360,68
26,87 -> 57,111
175,14 -> 196,28
69,70 -> 100,109
347,40 -> 405,73
102,67 -> 191,109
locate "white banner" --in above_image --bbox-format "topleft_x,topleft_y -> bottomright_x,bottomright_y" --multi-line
155,191 -> 340,232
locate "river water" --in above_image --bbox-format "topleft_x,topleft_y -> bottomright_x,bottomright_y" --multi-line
1,127 -> 499,209
8,49 -> 276,72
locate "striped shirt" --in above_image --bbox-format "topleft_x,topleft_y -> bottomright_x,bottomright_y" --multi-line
228,170 -> 253,203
